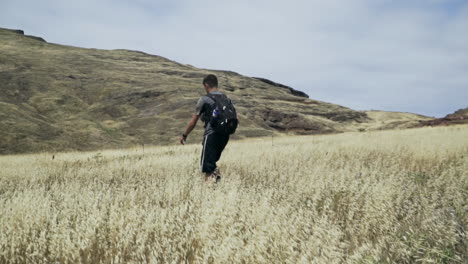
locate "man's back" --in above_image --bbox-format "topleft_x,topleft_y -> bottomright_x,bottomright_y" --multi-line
196,90 -> 224,136
180,74 -> 236,183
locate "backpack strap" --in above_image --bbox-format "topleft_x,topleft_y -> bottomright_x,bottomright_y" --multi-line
204,94 -> 217,113
206,93 -> 221,103
201,94 -> 216,128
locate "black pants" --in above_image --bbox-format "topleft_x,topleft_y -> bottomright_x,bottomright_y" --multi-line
200,133 -> 230,173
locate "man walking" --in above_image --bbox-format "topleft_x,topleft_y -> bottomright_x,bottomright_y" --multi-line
180,74 -> 238,183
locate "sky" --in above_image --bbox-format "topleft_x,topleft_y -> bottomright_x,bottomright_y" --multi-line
1,0 -> 467,117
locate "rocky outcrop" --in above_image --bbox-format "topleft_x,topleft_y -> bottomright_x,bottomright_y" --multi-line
419,108 -> 468,126
3,28 -> 46,42
254,77 -> 309,98
260,108 -> 334,134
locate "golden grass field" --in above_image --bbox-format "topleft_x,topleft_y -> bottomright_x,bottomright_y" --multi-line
0,125 -> 467,264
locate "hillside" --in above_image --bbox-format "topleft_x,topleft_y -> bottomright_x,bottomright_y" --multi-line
357,110 -> 432,131
0,28 -> 429,154
418,107 -> 468,127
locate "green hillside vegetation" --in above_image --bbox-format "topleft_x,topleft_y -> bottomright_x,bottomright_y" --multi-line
0,28 -> 430,154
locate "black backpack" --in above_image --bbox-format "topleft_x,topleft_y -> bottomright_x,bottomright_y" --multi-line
205,93 -> 238,135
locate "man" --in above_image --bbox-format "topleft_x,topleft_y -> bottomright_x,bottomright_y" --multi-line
180,74 -> 237,183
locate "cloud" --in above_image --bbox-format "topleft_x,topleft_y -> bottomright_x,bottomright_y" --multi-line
1,0 -> 467,117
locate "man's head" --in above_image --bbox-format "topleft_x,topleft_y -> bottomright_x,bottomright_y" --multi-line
203,74 -> 218,92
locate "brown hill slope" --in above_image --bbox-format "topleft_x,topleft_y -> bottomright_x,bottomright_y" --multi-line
0,28 -> 428,154
418,108 -> 468,127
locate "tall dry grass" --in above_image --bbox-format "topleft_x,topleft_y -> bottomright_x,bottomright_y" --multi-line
0,125 -> 467,263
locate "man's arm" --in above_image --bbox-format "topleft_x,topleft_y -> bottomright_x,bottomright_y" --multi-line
180,114 -> 199,145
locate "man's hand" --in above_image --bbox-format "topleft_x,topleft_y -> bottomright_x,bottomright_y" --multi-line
180,134 -> 187,145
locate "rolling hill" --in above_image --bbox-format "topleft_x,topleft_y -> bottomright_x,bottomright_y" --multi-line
0,28 -> 430,154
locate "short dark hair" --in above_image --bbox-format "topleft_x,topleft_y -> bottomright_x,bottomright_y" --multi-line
203,74 -> 218,88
